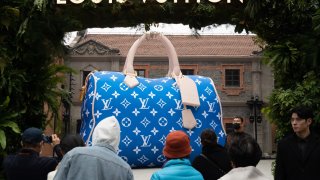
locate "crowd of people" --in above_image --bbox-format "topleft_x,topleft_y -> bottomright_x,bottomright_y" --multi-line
2,106 -> 319,180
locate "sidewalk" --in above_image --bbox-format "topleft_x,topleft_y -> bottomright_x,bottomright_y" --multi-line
132,159 -> 274,180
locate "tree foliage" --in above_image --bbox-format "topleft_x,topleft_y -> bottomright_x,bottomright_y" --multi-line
0,0 -> 75,160
245,0 -> 320,139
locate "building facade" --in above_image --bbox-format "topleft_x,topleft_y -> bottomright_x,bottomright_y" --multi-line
65,34 -> 275,154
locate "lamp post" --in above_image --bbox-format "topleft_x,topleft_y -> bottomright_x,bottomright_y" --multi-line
246,96 -> 263,141
61,73 -> 75,134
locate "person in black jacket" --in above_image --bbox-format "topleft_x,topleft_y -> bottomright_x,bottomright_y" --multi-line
2,127 -> 60,180
225,116 -> 245,147
275,106 -> 320,180
192,129 -> 232,180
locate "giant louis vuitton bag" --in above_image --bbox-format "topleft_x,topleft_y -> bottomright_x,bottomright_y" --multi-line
80,33 -> 226,168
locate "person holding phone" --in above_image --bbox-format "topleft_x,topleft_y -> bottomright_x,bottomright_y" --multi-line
3,127 -> 60,180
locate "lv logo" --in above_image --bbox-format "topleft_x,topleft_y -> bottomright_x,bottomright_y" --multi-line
140,135 -> 151,147
139,98 -> 150,109
102,98 -> 113,110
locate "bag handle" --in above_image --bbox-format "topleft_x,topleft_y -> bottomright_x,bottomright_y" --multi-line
123,33 -> 181,77
123,33 -> 200,130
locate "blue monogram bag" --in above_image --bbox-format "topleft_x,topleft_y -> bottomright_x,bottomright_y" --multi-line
80,33 -> 226,168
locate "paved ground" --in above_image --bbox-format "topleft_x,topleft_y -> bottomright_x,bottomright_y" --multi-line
132,159 -> 275,180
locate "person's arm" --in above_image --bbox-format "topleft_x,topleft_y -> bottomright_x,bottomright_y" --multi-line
274,141 -> 285,180
224,134 -> 233,148
50,134 -> 63,161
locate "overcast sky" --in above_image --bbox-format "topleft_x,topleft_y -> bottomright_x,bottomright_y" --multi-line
64,23 -> 252,45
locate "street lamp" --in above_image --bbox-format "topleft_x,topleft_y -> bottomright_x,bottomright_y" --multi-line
246,96 -> 263,141
61,73 -> 75,134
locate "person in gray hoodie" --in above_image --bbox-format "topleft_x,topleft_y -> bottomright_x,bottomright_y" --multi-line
53,116 -> 133,180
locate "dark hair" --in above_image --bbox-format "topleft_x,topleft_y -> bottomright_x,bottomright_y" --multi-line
291,106 -> 314,120
200,129 -> 217,146
227,132 -> 262,167
234,116 -> 244,123
60,134 -> 85,154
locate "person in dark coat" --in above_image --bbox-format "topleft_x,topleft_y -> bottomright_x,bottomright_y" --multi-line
192,129 -> 232,180
2,127 -> 60,180
275,106 -> 320,180
225,116 -> 246,147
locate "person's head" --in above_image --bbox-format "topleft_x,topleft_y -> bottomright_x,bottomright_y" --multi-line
21,127 -> 45,152
60,134 -> 85,155
290,106 -> 313,137
92,116 -> 120,151
163,131 -> 192,159
233,116 -> 244,132
200,129 -> 217,147
227,132 -> 262,168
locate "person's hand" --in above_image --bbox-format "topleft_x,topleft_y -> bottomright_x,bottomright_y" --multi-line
51,134 -> 60,146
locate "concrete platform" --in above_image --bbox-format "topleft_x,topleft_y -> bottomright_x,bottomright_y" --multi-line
132,159 -> 274,180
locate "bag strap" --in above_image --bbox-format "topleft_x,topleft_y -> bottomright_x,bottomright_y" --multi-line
123,32 -> 181,77
200,153 -> 226,175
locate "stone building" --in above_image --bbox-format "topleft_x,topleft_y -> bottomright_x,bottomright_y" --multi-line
64,33 -> 275,154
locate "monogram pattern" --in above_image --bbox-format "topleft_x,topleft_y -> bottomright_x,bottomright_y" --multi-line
81,71 -> 226,167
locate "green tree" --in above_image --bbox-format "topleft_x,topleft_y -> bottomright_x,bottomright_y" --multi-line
242,0 -> 320,139
0,0 -> 77,163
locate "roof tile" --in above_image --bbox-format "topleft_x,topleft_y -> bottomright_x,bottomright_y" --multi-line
77,34 -> 261,56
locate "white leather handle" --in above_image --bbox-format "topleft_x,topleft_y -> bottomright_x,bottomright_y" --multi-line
123,33 -> 181,77
123,33 -> 200,130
